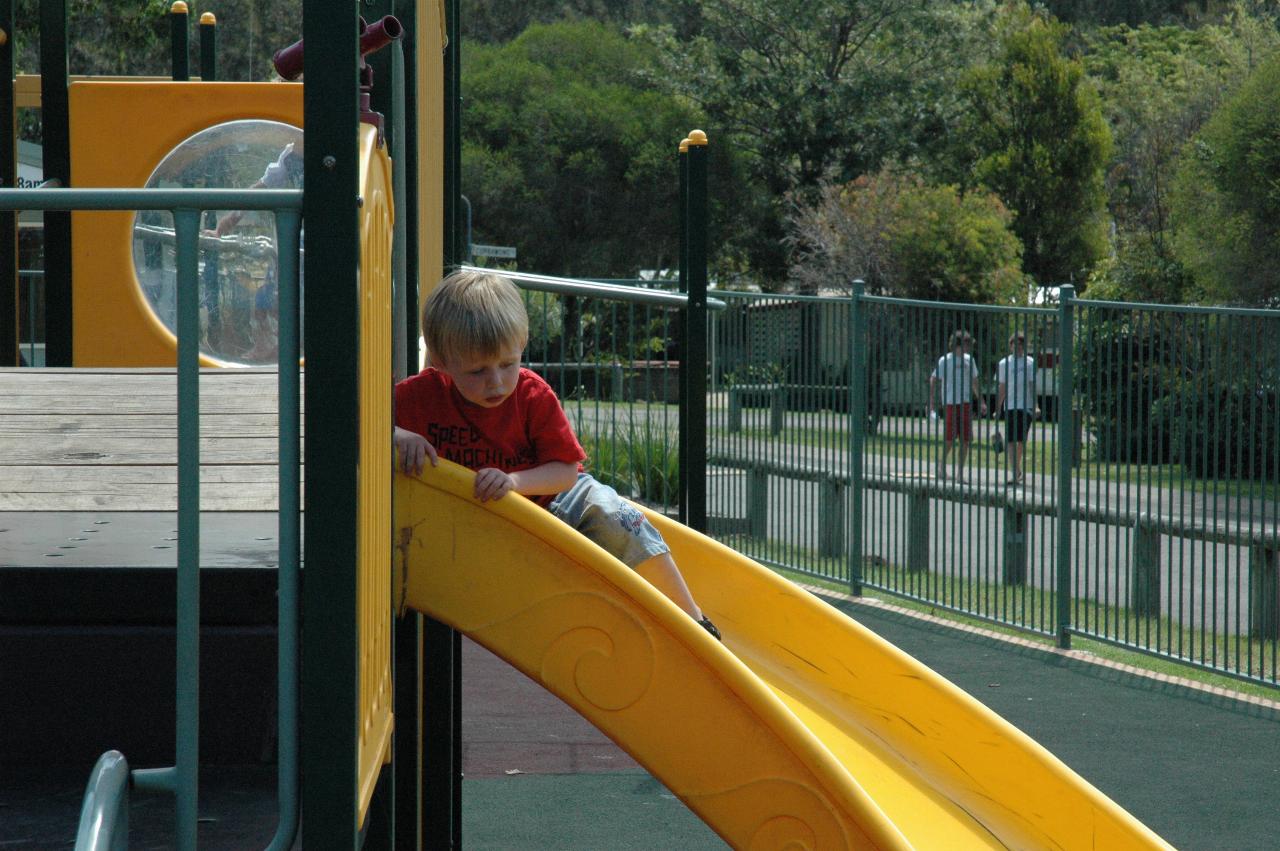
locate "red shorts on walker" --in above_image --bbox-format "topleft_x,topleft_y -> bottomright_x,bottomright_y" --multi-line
944,403 -> 973,443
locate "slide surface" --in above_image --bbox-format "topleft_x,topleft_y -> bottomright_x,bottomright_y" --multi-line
395,461 -> 1172,850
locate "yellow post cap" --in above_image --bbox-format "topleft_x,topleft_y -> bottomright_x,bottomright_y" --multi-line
200,12 -> 216,24
170,1 -> 189,14
687,129 -> 709,146
679,138 -> 690,153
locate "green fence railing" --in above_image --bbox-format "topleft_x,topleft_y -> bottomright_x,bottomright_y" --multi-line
0,186 -> 304,851
705,285 -> 1280,689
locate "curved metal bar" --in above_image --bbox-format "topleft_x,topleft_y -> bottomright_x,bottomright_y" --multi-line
466,264 -> 727,312
75,751 -> 130,851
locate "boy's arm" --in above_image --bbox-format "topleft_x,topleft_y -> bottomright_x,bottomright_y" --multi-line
393,425 -> 438,475
972,370 -> 988,414
474,460 -> 578,503
510,461 -> 578,496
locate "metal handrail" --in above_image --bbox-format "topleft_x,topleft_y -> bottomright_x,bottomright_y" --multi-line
0,185 -> 303,851
74,751 -> 130,851
465,264 -> 727,311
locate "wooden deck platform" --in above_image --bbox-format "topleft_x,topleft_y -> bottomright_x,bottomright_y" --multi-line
0,367 -> 297,512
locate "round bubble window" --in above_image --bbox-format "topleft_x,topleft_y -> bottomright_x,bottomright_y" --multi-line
132,120 -> 304,366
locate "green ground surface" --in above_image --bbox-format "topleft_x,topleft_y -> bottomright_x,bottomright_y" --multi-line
463,597 -> 1280,850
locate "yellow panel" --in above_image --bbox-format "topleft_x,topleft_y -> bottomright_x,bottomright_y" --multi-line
69,81 -> 301,366
414,1 -> 446,307
356,123 -> 395,824
394,459 -> 1174,850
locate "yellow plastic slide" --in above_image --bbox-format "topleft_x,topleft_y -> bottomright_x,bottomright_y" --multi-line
394,460 -> 1172,850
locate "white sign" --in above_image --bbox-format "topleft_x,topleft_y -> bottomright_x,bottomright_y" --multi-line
472,244 -> 517,259
16,140 -> 42,189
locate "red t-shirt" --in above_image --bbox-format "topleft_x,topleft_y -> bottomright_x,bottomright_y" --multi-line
395,367 -> 585,508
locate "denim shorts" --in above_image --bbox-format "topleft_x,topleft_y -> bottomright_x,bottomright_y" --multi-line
548,474 -> 670,568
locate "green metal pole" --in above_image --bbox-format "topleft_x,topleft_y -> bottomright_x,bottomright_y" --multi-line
677,138 -> 689,525
198,12 -> 216,81
849,279 -> 866,595
39,0 -> 72,366
0,0 -> 15,366
685,131 -> 708,533
1056,285 -> 1075,648
267,209 -> 302,851
425,0 -> 464,846
173,207 -> 201,851
169,1 -> 189,81
301,0 -> 363,845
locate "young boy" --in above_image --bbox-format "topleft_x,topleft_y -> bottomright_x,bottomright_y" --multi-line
393,269 -> 721,641
995,332 -> 1039,486
928,330 -> 988,482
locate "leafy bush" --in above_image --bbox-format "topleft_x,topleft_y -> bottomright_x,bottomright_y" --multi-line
578,416 -> 680,505
787,167 -> 1027,303
1156,382 -> 1279,480
1076,309 -> 1185,463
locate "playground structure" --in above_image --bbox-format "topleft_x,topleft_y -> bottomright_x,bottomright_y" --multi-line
0,2 -> 1179,849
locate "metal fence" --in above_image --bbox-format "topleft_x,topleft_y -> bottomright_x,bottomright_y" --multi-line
510,273 -> 690,515
699,287 -> 1280,688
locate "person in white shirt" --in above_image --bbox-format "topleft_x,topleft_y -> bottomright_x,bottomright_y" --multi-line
995,332 -> 1039,486
929,330 -> 987,482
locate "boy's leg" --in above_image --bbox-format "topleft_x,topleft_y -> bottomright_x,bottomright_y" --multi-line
956,404 -> 973,482
633,552 -> 702,621
550,474 -> 712,628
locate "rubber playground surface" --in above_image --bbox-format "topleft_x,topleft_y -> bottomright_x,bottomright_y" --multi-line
3,593 -> 1276,849
460,596 -> 1280,850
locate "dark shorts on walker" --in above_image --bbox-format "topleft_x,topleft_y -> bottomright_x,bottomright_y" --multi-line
548,473 -> 669,568
1004,409 -> 1033,443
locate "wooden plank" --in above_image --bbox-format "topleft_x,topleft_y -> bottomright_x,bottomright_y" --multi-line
0,465 -> 300,511
0,413 -> 294,438
0,436 -> 283,466
0,368 -> 305,512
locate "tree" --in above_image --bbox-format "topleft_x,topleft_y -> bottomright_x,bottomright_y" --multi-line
957,6 -> 1112,288
462,21 -> 710,277
1080,9 -> 1280,302
12,0 -> 302,82
1172,53 -> 1280,305
640,0 -> 964,285
462,0 -> 660,44
788,167 -> 1026,304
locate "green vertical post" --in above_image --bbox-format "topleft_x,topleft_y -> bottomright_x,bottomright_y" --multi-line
39,0 -> 72,366
300,0 -> 363,846
1250,545 -> 1279,641
748,466 -> 768,538
685,130 -> 709,533
1002,505 -> 1027,585
267,208 -> 302,851
0,0 -> 15,365
1131,515 -> 1161,617
848,280 -> 867,595
1055,285 -> 1076,648
819,479 -> 846,558
426,0 -> 465,846
676,137 -> 689,525
198,12 -> 216,81
169,208 -> 202,851
907,490 -> 928,574
169,1 -> 189,81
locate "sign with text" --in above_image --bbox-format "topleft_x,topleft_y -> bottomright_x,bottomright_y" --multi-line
471,244 -> 517,259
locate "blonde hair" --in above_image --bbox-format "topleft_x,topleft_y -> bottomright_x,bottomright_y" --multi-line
422,269 -> 528,364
